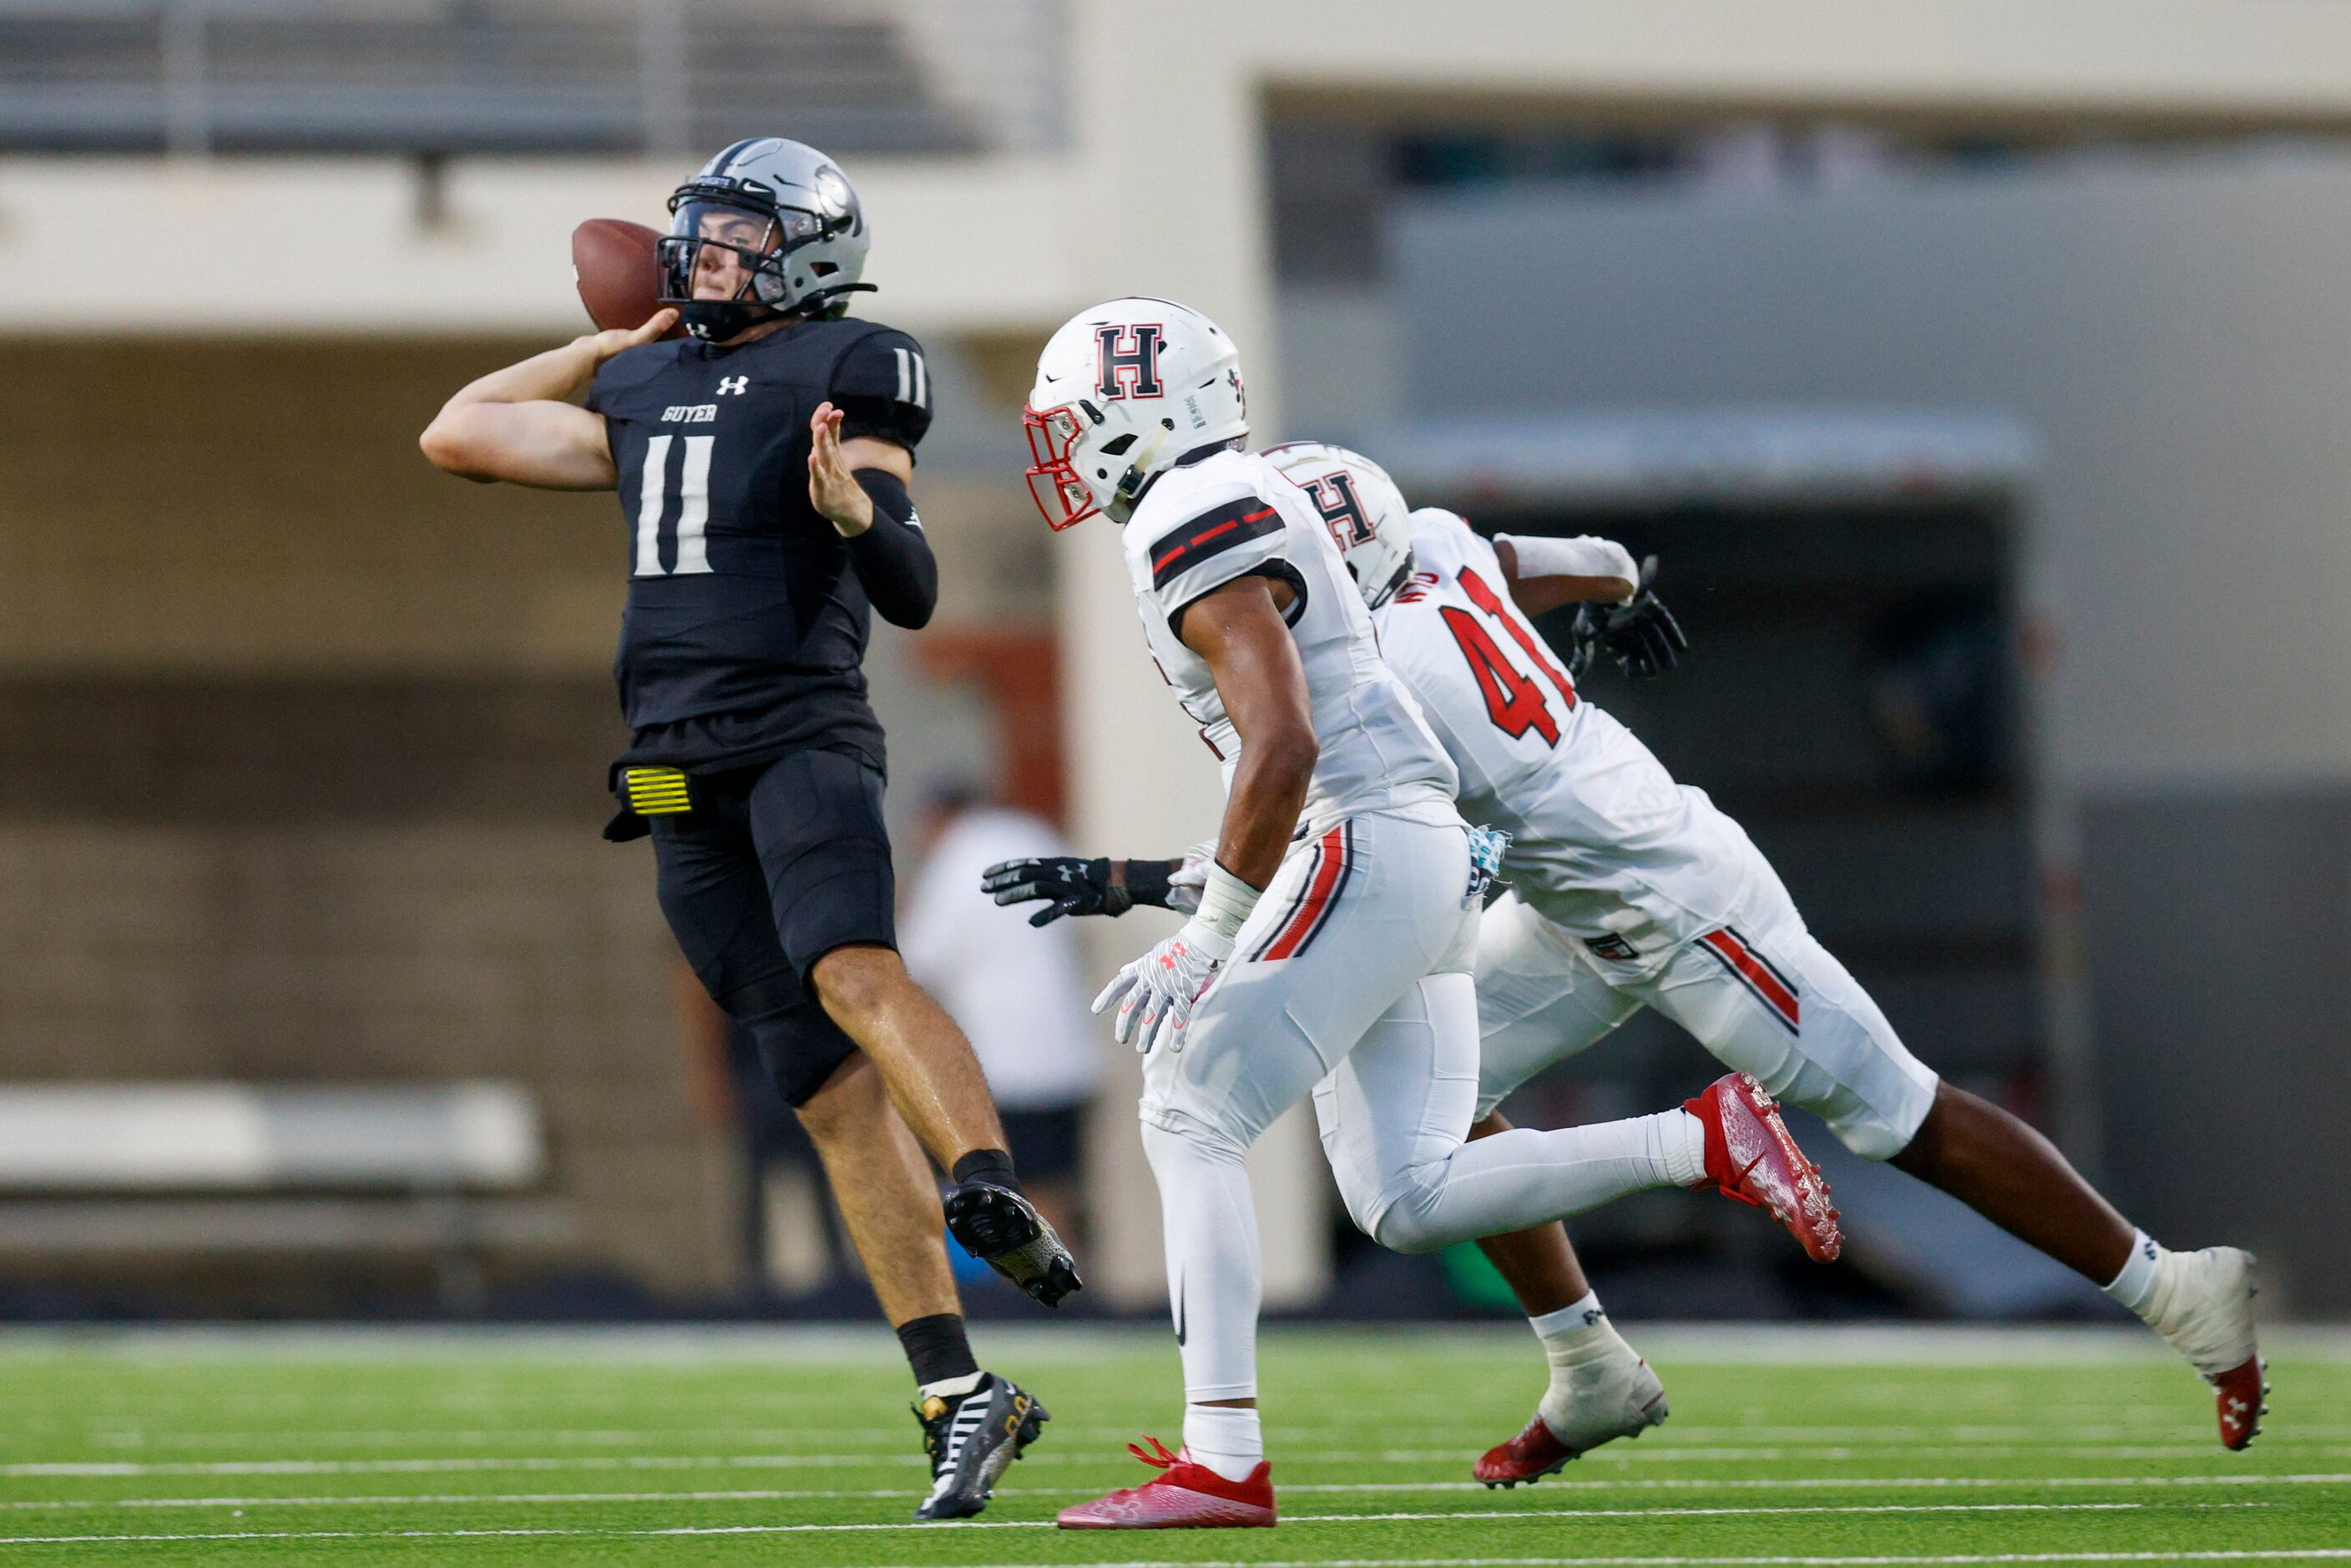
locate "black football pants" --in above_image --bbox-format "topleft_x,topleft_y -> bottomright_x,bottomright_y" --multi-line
650,748 -> 897,1107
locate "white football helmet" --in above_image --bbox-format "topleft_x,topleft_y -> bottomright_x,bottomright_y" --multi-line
1262,440 -> 1414,609
1024,297 -> 1248,529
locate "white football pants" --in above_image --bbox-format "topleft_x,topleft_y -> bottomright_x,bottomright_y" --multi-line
1474,888 -> 1940,1160
1140,808 -> 1704,1404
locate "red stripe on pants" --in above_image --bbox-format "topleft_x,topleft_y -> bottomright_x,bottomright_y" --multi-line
1701,929 -> 1801,1028
1262,827 -> 1347,961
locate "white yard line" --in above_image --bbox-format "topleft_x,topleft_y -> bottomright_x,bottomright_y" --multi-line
0,1501 -> 2231,1546
53,1420 -> 2350,1450
2,1322 -> 2345,1364
0,1483 -> 2302,1512
8,1448 -> 2340,1478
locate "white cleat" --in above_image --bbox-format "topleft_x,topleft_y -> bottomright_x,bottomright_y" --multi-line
1476,1333 -> 1668,1486
2145,1245 -> 2267,1450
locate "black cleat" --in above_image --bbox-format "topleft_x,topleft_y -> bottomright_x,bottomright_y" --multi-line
944,1181 -> 1084,1308
913,1372 -> 1049,1521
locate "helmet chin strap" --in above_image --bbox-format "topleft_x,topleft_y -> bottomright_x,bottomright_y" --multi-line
1107,422 -> 1176,521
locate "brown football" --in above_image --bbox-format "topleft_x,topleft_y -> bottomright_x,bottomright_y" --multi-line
572,218 -> 681,336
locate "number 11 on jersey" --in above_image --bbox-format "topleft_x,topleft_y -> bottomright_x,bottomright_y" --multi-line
635,434 -> 715,578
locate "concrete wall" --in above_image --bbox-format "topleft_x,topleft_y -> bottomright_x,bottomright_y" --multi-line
1393,148 -> 2351,796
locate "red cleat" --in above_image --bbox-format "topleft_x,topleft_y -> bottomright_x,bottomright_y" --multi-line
1474,1415 -> 1575,1487
2212,1355 -> 2269,1451
1055,1436 -> 1277,1530
1686,1072 -> 1842,1262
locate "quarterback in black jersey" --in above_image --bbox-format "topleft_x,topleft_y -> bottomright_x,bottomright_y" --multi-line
422,138 -> 1073,1519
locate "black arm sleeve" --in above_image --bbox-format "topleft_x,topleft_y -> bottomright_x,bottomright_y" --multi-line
846,468 -> 938,629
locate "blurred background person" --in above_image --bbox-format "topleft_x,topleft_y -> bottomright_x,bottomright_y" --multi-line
902,782 -> 1105,1252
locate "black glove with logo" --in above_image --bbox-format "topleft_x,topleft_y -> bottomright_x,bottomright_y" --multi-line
1574,554 -> 1687,680
982,857 -> 1181,928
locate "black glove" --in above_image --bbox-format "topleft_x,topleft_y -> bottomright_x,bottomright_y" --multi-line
981,857 -> 1179,928
1583,554 -> 1687,680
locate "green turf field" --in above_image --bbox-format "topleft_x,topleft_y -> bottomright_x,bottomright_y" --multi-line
0,1324 -> 2343,1565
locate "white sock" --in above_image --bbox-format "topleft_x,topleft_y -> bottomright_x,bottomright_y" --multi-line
1183,1402 -> 1264,1482
1656,1109 -> 1710,1186
1529,1290 -> 1610,1347
917,1370 -> 985,1402
1140,1120 -> 1263,1405
2104,1229 -> 2166,1318
1381,1110 -> 1709,1248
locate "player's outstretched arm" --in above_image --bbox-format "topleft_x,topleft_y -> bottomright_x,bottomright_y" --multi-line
1181,577 -> 1319,890
982,855 -> 1192,926
809,402 -> 938,628
418,309 -> 676,490
1493,534 -> 1638,616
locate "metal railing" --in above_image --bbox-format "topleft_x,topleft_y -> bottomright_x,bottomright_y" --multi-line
0,0 -> 1066,157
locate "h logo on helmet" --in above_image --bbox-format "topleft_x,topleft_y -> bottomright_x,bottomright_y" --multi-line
1093,323 -> 1165,400
1301,472 -> 1374,551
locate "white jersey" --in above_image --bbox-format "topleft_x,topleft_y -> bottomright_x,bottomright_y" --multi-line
1122,450 -> 1458,831
1373,508 -> 1790,975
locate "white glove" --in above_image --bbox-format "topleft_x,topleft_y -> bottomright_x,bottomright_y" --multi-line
1093,919 -> 1234,1055
1165,840 -> 1216,915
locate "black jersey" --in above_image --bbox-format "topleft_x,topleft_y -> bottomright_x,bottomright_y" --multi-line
587,316 -> 933,776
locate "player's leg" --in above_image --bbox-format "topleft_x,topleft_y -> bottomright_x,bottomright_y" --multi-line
650,786 -> 1046,1515
1459,1111 -> 1670,1485
1466,1113 -> 1594,1315
1455,890 -> 1667,1479
743,749 -> 1079,1305
789,1051 -> 957,1330
1647,912 -> 2263,1447
1316,969 -> 1708,1254
1059,831 -> 1381,1529
1309,821 -> 1831,1258
790,1049 -> 1050,1520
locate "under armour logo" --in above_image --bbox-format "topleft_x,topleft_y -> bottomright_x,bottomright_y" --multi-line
715,376 -> 749,396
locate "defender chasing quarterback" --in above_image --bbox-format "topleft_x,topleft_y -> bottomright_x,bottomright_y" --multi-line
1272,440 -> 2268,1474
419,137 -> 1074,1520
1010,299 -> 1842,1531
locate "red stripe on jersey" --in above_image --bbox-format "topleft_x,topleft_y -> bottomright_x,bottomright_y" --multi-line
1261,826 -> 1347,961
1154,519 -> 1238,572
1700,928 -> 1801,1030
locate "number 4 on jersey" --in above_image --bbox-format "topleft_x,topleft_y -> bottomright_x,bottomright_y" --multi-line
1440,565 -> 1576,745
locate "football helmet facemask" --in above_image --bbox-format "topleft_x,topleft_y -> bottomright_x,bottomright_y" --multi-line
659,138 -> 873,341
1024,298 -> 1248,529
1262,440 -> 1414,609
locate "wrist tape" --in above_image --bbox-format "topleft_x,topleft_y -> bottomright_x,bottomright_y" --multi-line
1192,861 -> 1263,942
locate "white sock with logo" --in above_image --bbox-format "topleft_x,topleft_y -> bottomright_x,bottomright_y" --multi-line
1183,1403 -> 1263,1483
2103,1229 -> 2166,1318
1530,1291 -> 1611,1352
1531,1291 -> 1632,1393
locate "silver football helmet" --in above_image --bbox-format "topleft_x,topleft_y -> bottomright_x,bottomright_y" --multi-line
660,137 -> 873,341
1262,440 -> 1414,609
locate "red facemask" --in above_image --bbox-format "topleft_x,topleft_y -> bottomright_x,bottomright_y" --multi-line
1022,402 -> 1101,529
